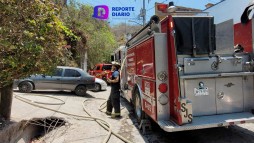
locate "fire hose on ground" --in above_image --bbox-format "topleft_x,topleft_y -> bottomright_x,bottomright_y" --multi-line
14,94 -> 133,143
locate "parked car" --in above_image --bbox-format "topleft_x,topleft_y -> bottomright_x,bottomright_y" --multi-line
93,78 -> 107,92
13,66 -> 95,96
88,63 -> 112,83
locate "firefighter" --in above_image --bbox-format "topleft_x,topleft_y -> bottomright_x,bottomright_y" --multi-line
106,61 -> 121,118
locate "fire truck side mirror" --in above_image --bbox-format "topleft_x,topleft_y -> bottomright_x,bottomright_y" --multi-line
149,15 -> 160,25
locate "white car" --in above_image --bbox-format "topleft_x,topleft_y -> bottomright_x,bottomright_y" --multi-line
93,78 -> 107,92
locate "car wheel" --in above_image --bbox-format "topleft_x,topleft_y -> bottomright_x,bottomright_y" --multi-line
18,81 -> 33,93
94,83 -> 101,92
134,89 -> 145,124
75,85 -> 87,96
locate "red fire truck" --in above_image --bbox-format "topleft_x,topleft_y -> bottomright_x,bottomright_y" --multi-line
88,63 -> 112,83
114,4 -> 254,132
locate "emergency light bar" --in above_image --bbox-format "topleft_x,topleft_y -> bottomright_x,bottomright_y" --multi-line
157,4 -> 168,13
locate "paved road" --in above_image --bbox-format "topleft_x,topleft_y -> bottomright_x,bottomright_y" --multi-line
11,87 -> 254,143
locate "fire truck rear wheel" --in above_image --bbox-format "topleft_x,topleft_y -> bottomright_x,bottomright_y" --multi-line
134,89 -> 145,124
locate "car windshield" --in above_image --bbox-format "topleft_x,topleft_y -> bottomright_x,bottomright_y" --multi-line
103,65 -> 112,70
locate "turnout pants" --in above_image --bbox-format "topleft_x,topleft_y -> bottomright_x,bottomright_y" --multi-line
106,91 -> 120,115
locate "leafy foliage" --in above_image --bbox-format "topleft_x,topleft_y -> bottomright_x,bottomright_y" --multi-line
0,0 -> 72,87
60,0 -> 118,69
111,23 -> 142,45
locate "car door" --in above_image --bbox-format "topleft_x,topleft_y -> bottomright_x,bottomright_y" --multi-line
61,68 -> 82,90
35,68 -> 63,90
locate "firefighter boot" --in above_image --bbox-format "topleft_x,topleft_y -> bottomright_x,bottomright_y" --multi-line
105,111 -> 112,116
111,113 -> 121,118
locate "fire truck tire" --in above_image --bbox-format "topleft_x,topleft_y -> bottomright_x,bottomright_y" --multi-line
134,89 -> 145,124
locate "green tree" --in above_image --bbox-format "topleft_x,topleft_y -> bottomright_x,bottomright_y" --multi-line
60,0 -> 118,70
111,23 -> 142,45
0,0 -> 74,120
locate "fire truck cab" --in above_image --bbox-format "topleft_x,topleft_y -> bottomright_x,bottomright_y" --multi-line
116,8 -> 254,132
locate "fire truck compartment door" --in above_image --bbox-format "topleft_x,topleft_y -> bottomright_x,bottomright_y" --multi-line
184,78 -> 216,116
184,77 -> 244,116
216,77 -> 243,114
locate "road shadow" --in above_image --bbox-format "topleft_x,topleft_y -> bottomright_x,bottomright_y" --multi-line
90,89 -> 107,93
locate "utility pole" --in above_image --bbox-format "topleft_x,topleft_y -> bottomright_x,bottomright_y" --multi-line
142,0 -> 146,26
139,0 -> 150,26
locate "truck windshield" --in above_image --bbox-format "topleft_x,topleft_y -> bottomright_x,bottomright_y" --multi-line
103,65 -> 112,70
